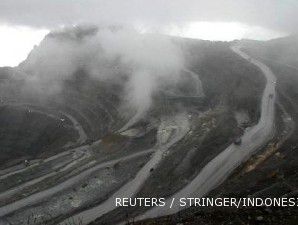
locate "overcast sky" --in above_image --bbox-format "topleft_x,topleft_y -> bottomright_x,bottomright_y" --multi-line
0,0 -> 297,33
0,0 -> 297,66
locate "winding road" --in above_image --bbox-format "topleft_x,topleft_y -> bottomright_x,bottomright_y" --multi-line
138,45 -> 276,219
59,113 -> 190,225
0,149 -> 154,217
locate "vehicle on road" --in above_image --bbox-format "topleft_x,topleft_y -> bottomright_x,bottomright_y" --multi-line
234,137 -> 242,145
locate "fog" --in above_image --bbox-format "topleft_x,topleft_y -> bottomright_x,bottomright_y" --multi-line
17,26 -> 184,126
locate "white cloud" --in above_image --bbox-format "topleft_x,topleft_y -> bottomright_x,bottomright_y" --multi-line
0,24 -> 48,67
166,22 -> 286,41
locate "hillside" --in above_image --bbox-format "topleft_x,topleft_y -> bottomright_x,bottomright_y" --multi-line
133,35 -> 298,225
0,27 -> 266,225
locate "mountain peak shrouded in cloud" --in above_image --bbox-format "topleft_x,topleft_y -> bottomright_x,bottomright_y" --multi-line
17,25 -> 186,127
1,1 -> 296,67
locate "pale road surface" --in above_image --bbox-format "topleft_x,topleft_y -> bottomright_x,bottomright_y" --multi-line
0,149 -> 154,217
59,114 -> 190,225
138,45 -> 277,219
